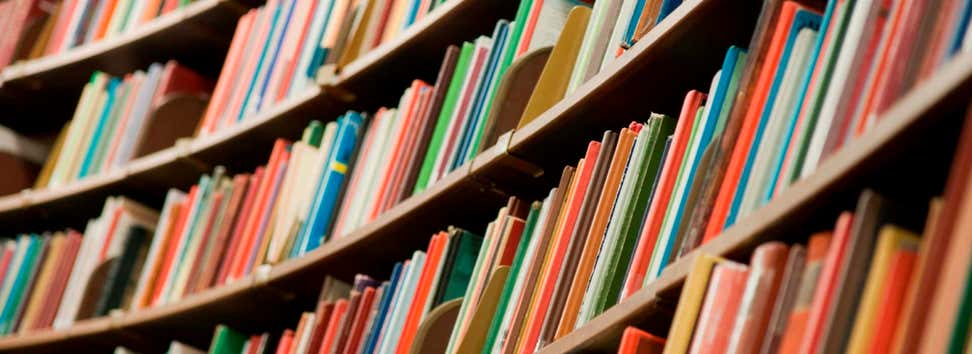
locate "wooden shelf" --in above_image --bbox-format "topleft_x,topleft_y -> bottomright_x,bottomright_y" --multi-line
1,0 -> 968,352
536,49 -> 972,354
0,0 -> 518,234
0,0 -> 248,133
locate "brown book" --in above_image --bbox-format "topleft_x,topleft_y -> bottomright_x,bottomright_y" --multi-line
12,236 -> 50,331
501,166 -> 574,354
17,233 -> 64,333
398,45 -> 462,202
27,0 -> 60,60
892,112 -> 972,354
540,130 -> 617,345
34,121 -> 70,189
758,244 -> 806,354
195,174 -> 250,291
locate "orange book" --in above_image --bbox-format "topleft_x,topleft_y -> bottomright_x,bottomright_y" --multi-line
133,201 -> 183,309
623,91 -> 704,298
217,168 -> 264,285
703,2 -> 802,242
518,142 -> 600,353
794,213 -> 855,354
139,0 -> 165,24
852,0 -> 910,137
396,232 -> 447,353
371,81 -> 431,218
276,329 -> 295,354
34,231 -> 82,330
160,0 -> 180,15
319,299 -> 349,354
230,140 -> 290,280
98,206 -> 125,259
557,128 -> 636,337
618,327 -> 665,354
150,190 -> 197,305
867,247 -> 918,354
45,0 -> 79,55
250,148 -> 292,268
92,0 -> 119,40
200,11 -> 255,134
688,261 -> 749,354
777,232 -> 832,354
727,242 -> 790,353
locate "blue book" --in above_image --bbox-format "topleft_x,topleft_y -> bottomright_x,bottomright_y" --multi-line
404,0 -> 422,28
362,262 -> 403,354
296,112 -> 364,255
238,1 -> 286,122
623,0 -> 648,47
948,0 -> 972,56
254,0 -> 298,113
654,46 -> 746,277
451,20 -> 511,171
0,235 -> 37,334
724,8 -> 821,228
765,0 -> 838,201
654,0 -> 683,25
78,78 -> 121,179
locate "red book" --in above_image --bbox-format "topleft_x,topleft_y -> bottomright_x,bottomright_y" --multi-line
217,168 -> 264,285
200,11 -> 255,134
195,174 -> 250,291
867,247 -> 918,354
851,0 -> 910,137
516,0 -> 545,57
306,301 -> 336,354
244,148 -> 291,274
370,81 -> 430,219
519,141 -> 600,353
703,2 -> 803,242
0,0 -> 43,67
224,0 -> 278,124
795,212 -> 855,354
0,244 -> 15,294
396,232 -> 447,353
275,329 -> 295,354
230,140 -> 290,280
160,0 -> 180,15
345,287 -> 378,354
152,60 -> 212,109
319,299 -> 349,354
688,261 -> 749,354
618,327 -> 665,354
624,91 -> 704,298
382,81 -> 433,211
45,0 -> 80,55
778,232 -> 832,354
150,189 -> 197,305
726,242 -> 790,353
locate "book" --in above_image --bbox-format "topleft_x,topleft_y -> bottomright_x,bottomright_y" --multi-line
618,326 -> 665,354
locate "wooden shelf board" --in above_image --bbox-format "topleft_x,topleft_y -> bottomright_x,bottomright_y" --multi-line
0,0 -> 247,133
537,51 -> 972,354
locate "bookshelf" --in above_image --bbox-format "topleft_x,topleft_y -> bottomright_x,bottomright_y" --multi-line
0,0 -> 248,133
0,0 -> 968,353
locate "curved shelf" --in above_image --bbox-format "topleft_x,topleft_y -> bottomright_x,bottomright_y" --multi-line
536,49 -> 972,354
3,0 -> 966,352
0,0 -> 248,133
0,0 -> 519,234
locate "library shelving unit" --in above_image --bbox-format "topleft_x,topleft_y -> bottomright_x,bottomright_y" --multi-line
0,0 -> 969,353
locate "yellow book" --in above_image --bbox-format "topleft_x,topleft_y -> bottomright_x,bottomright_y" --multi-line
845,225 -> 920,354
517,6 -> 591,129
49,73 -> 108,186
338,0 -> 377,68
457,266 -> 511,354
18,233 -> 65,331
663,253 -> 728,354
380,0 -> 411,44
34,122 -> 71,189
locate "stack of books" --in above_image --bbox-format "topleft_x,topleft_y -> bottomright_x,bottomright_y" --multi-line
0,0 -> 202,68
194,0 -> 458,136
35,61 -> 211,189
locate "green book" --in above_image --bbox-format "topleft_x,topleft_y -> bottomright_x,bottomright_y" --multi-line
432,228 -> 484,307
303,120 -> 325,147
948,260 -> 972,354
592,113 -> 673,316
413,41 -> 475,194
481,202 -> 541,354
208,325 -> 247,354
94,225 -> 149,316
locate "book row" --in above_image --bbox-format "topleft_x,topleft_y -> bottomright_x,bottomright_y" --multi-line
0,0 -> 200,69
194,0 -> 456,136
35,61 -> 211,189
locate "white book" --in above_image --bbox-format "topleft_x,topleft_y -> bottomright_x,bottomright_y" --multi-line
801,0 -> 876,177
600,0 -> 639,70
129,189 -> 186,311
61,0 -> 94,50
243,0 -> 295,118
112,63 -> 164,167
339,110 -> 391,235
289,0 -> 336,94
50,74 -> 109,187
156,177 -> 211,304
566,0 -> 612,93
526,0 -> 580,54
166,341 -> 204,354
54,197 -> 117,329
376,251 -> 425,354
264,0 -> 315,104
123,0 -> 147,34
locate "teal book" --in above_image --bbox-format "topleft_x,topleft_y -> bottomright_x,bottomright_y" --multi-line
78,78 -> 121,179
0,235 -> 39,334
295,111 -> 364,255
457,20 -> 514,166
208,325 -> 247,354
432,228 -> 484,307
11,236 -> 49,331
88,79 -> 133,175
